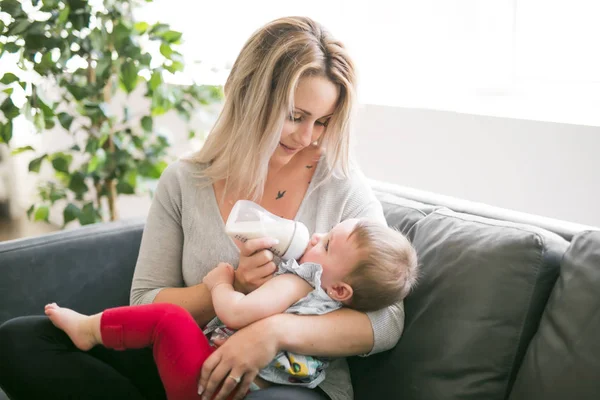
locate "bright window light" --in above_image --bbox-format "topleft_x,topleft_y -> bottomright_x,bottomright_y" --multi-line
136,0 -> 600,126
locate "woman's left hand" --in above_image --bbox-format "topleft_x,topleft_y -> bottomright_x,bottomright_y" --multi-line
198,316 -> 281,400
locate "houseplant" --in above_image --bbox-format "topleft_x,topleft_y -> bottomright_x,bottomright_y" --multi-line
0,0 -> 222,225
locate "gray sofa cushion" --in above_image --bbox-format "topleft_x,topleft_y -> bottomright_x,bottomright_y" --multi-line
375,191 -> 437,235
350,208 -> 569,400
0,219 -> 144,325
509,230 -> 600,400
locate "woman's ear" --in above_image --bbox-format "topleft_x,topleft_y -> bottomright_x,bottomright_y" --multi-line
326,282 -> 353,302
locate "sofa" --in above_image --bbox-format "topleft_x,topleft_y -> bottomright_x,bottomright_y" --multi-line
1,180 -> 599,400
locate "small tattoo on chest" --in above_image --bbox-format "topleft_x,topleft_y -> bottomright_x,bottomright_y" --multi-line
276,190 -> 286,200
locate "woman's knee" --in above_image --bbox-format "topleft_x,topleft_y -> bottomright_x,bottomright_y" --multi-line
0,316 -> 54,373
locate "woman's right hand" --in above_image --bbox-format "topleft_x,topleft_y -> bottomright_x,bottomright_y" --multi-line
233,237 -> 279,294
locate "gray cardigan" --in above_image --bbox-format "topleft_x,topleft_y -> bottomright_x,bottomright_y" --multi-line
130,158 -> 405,400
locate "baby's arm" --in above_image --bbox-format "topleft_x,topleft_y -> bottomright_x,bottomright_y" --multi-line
203,263 -> 312,330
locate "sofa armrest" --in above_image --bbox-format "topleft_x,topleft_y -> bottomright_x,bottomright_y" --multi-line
0,218 -> 145,325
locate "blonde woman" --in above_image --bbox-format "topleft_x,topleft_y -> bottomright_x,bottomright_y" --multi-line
0,17 -> 405,400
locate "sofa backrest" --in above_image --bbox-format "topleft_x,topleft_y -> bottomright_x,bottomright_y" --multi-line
350,189 -> 570,400
0,219 -> 144,326
509,230 -> 600,400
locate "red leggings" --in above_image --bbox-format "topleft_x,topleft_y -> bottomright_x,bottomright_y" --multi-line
100,303 -> 239,400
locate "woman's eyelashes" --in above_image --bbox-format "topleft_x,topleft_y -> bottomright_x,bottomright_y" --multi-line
288,114 -> 329,127
324,239 -> 330,252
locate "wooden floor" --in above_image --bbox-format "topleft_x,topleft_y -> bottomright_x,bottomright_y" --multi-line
0,217 -> 59,242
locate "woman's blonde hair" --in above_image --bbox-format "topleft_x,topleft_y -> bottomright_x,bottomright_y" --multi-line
187,16 -> 357,201
345,220 -> 419,312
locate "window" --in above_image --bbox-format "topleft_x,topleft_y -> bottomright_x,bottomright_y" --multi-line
138,0 -> 600,126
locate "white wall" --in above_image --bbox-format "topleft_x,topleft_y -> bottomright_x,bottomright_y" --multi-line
353,105 -> 600,227
8,98 -> 600,228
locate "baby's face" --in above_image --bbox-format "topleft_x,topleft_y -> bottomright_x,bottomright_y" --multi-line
300,219 -> 361,288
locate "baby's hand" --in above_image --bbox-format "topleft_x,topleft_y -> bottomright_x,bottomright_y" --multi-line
203,263 -> 235,291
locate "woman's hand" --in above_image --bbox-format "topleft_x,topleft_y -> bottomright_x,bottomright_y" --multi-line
198,316 -> 282,400
203,263 -> 235,291
233,237 -> 279,294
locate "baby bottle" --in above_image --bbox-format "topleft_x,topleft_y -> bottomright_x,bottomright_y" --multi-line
225,200 -> 310,261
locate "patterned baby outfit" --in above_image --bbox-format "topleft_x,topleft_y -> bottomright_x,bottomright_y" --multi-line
203,259 -> 342,388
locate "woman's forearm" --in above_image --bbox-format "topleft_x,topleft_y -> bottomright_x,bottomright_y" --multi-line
153,283 -> 216,326
270,308 -> 374,357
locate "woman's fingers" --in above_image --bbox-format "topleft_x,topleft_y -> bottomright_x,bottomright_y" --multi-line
202,361 -> 231,400
213,368 -> 246,400
250,260 -> 277,280
198,351 -> 221,396
248,249 -> 274,267
239,237 -> 279,257
232,370 -> 258,400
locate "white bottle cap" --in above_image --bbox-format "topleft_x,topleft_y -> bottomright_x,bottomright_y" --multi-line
282,221 -> 310,260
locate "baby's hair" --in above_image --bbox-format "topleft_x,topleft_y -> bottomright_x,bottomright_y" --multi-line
344,220 -> 419,312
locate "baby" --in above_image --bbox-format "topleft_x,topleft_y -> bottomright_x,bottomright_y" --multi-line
45,218 -> 418,400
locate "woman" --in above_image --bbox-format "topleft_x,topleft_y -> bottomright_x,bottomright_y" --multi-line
0,16 -> 404,400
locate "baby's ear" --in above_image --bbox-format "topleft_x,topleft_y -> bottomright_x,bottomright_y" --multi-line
327,282 -> 353,302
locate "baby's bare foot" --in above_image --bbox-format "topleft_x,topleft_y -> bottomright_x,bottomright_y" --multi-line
44,303 -> 102,351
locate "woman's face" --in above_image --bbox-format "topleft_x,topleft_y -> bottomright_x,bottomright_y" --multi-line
271,75 -> 340,166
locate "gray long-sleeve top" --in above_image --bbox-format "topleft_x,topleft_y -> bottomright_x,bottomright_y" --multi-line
130,158 -> 406,400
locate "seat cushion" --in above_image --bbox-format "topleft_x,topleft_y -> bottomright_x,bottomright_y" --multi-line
350,208 -> 568,400
509,230 -> 600,400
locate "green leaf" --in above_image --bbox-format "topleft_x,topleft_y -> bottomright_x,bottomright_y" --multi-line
36,91 -> 55,118
149,70 -> 162,91
96,57 -> 111,79
119,61 -> 139,94
51,153 -> 73,174
116,181 -> 135,194
139,160 -> 168,179
85,138 -> 98,154
29,155 -> 47,173
26,205 -> 35,219
68,172 -> 88,195
63,203 -> 81,225
0,20 -> 4,34
134,22 -> 149,34
165,61 -> 184,74
160,30 -> 182,44
0,73 -> 19,85
34,205 -> 50,222
159,43 -> 173,58
188,130 -> 196,139
1,98 -> 20,120
57,112 -> 74,130
150,23 -> 170,36
34,111 -> 46,131
141,116 -> 153,132
78,202 -> 96,225
2,0 -> 24,18
45,117 -> 55,130
66,84 -> 88,100
11,146 -> 35,155
49,187 -> 66,203
87,149 -> 106,173
131,135 -> 144,149
0,121 -> 12,143
139,52 -> 152,66
3,88 -> 14,95
6,18 -> 30,36
3,43 -> 20,54
34,51 -> 55,75
58,6 -> 70,24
